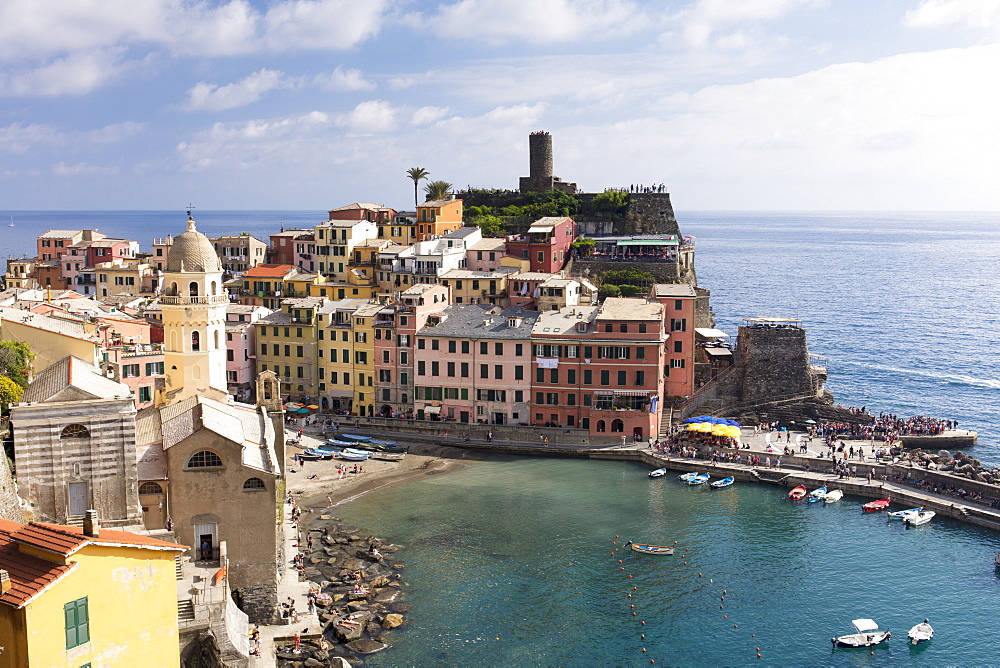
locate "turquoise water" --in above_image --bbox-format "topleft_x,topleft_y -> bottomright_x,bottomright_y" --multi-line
336,456 -> 1000,666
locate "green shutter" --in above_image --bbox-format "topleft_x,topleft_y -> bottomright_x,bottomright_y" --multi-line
78,598 -> 89,645
65,601 -> 76,649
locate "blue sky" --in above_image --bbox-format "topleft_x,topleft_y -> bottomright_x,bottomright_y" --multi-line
3,0 -> 1000,210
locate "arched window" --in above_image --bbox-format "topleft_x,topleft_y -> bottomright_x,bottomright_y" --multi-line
210,280 -> 217,295
186,451 -> 223,468
139,482 -> 163,495
170,281 -> 179,296
243,478 -> 266,491
61,424 -> 90,439
596,420 -> 606,433
191,330 -> 200,351
612,419 -> 624,433
189,281 -> 199,296
213,330 -> 219,350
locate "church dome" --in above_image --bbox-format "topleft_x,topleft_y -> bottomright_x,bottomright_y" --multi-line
165,215 -> 222,273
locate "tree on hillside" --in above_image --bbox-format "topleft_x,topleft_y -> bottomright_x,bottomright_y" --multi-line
0,342 -> 33,389
406,167 -> 429,208
0,376 -> 22,409
424,180 -> 452,201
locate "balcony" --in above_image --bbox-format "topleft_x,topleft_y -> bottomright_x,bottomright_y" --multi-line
160,294 -> 230,305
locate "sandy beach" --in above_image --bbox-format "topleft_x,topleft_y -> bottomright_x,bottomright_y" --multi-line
285,432 -> 480,513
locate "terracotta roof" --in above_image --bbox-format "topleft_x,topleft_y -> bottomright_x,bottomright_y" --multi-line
0,519 -> 186,609
0,520 -> 77,609
242,264 -> 296,278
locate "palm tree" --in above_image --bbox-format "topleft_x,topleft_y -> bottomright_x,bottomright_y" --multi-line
424,180 -> 452,201
406,167 -> 429,208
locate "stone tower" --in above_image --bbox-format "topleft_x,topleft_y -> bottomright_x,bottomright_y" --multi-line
519,131 -> 577,194
160,212 -> 230,405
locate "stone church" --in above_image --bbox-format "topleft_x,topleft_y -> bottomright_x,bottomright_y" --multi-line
10,214 -> 286,621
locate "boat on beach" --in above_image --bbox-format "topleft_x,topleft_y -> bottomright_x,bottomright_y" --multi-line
324,438 -> 357,449
887,507 -> 922,521
907,619 -> 933,645
808,486 -> 827,502
824,489 -> 843,502
710,476 -> 734,489
904,510 -> 935,526
831,618 -> 891,648
863,498 -> 890,512
340,433 -> 373,442
686,473 -> 710,485
338,449 -> 371,461
371,451 -> 405,461
299,449 -> 333,461
625,541 -> 675,555
648,468 -> 667,478
788,485 -> 807,501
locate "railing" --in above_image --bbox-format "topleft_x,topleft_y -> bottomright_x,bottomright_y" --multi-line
159,294 -> 229,305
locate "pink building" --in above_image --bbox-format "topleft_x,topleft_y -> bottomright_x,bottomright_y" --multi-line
651,284 -> 698,398
505,216 -> 576,273
226,304 -> 272,402
373,284 -> 449,418
465,239 -> 508,272
105,344 -> 164,410
529,299 -> 666,442
412,304 -> 539,424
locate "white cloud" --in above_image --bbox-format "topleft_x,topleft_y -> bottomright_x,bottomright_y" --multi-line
410,106 -> 452,126
0,120 -> 144,154
88,121 -> 147,143
339,100 -> 397,133
316,66 -> 376,92
0,48 -> 138,97
416,0 -> 647,43
904,0 -> 1000,31
182,69 -> 299,112
662,0 -> 821,51
52,161 -> 119,176
0,122 -> 60,154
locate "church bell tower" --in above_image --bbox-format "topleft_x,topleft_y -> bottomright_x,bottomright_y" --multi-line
159,212 -> 230,404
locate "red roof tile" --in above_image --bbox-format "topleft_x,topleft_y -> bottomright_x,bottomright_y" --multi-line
0,521 -> 76,609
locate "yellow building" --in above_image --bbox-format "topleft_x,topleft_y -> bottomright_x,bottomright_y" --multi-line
414,198 -> 463,241
0,515 -> 186,667
254,296 -> 326,401
0,307 -> 102,371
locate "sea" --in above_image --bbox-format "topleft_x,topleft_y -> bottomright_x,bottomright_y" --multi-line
3,209 -> 999,664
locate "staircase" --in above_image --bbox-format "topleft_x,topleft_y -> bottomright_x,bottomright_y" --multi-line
175,555 -> 184,580
177,599 -> 195,622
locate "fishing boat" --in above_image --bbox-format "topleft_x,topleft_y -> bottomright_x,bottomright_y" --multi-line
302,449 -> 334,460
371,451 -> 405,461
824,489 -> 843,502
831,618 -> 891,647
788,485 -> 807,501
324,438 -> 357,448
710,476 -> 734,489
678,472 -> 700,482
368,438 -> 398,446
625,541 -> 675,555
686,473 -> 710,485
995,552 -> 1000,567
904,510 -> 935,526
907,619 -> 933,645
887,507 -> 922,521
808,486 -> 827,502
648,468 -> 667,478
340,433 -> 373,442
338,449 -> 371,461
863,498 -> 890,512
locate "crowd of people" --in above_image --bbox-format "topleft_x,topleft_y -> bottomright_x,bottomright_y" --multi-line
815,413 -> 958,444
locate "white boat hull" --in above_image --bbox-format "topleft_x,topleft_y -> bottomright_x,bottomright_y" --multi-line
907,622 -> 933,645
824,490 -> 843,502
832,631 -> 891,647
905,511 -> 935,526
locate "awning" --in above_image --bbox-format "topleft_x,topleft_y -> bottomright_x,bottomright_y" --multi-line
617,239 -> 678,246
527,225 -> 553,233
424,405 -> 442,414
704,347 -> 733,357
613,390 -> 653,396
695,328 -> 729,338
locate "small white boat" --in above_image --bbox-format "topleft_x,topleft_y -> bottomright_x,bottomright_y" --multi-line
625,541 -> 675,555
678,471 -> 699,482
371,451 -> 405,461
710,476 -> 734,489
887,507 -> 922,521
686,473 -> 710,485
904,510 -> 936,526
338,449 -> 371,461
808,486 -> 827,502
831,618 -> 891,648
907,619 -> 933,645
649,468 -> 667,478
824,489 -> 843,502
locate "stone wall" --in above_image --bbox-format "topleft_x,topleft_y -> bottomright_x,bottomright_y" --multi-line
736,325 -> 816,404
623,193 -> 680,235
0,450 -> 23,522
234,582 -> 279,625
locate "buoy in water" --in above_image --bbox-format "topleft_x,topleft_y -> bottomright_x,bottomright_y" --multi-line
641,634 -> 645,639
628,575 -> 633,578
641,621 -> 646,625
642,648 -> 647,653
734,624 -> 738,628
632,612 -> 637,616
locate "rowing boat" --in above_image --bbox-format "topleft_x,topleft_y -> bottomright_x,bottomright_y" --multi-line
625,541 -> 675,555
788,485 -> 807,501
710,476 -> 734,489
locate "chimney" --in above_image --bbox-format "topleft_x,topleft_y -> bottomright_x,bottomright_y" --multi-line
0,569 -> 10,595
83,509 -> 100,538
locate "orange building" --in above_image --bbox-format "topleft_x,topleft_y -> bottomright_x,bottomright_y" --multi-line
414,198 -> 463,241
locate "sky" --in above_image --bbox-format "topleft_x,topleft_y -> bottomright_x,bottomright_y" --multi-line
3,0 -> 1000,211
